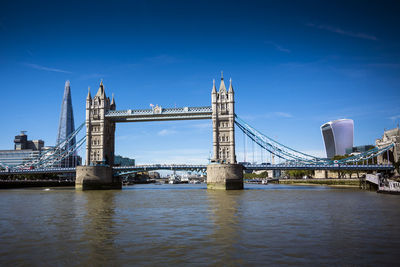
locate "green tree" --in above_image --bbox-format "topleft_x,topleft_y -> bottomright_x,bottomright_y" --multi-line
285,170 -> 313,179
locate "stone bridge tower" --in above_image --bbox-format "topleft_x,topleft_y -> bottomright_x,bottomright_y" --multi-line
208,73 -> 243,190
212,73 -> 236,163
76,81 -> 120,190
85,81 -> 116,166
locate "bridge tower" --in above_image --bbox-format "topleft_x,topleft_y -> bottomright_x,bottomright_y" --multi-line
85,81 -> 116,166
207,73 -> 243,190
211,73 -> 236,164
76,81 -> 120,190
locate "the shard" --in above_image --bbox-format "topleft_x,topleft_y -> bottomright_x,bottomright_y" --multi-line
56,80 -> 77,167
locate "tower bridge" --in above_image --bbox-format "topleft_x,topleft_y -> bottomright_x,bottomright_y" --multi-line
79,74 -> 241,190
1,74 -> 396,189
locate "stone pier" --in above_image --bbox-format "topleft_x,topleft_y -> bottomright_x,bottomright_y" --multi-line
75,166 -> 121,190
207,163 -> 243,190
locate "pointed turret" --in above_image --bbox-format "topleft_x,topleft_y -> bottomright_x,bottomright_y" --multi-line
219,71 -> 226,92
228,78 -> 234,93
110,93 -> 116,110
212,79 -> 217,93
96,80 -> 105,98
111,93 -> 115,105
101,83 -> 106,98
87,86 -> 91,100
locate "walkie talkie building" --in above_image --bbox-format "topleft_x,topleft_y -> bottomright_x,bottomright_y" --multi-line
321,119 -> 354,159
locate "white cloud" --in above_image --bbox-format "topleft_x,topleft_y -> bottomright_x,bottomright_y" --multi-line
157,129 -> 177,136
191,122 -> 212,129
133,148 -> 210,164
240,111 -> 294,121
23,63 -> 72,73
264,41 -> 291,53
273,112 -> 293,118
389,114 -> 400,121
306,23 -> 377,41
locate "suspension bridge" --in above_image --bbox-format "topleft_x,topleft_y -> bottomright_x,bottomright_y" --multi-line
0,116 -> 394,175
0,76 -> 395,189
0,163 -> 394,176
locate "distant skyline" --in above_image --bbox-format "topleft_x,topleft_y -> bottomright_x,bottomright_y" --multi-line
1,0 -> 400,164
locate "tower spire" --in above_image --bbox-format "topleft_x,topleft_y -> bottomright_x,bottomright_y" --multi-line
219,71 -> 226,92
111,93 -> 115,105
87,86 -> 91,99
212,79 -> 217,93
96,80 -> 106,98
228,78 -> 234,93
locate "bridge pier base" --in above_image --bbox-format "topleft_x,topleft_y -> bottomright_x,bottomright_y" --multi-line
75,166 -> 121,190
207,163 -> 243,190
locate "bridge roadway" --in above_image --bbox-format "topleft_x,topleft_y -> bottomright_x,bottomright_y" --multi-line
0,164 -> 394,175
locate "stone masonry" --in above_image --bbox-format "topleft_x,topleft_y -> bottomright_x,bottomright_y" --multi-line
85,81 -> 116,166
376,127 -> 400,174
208,73 -> 243,190
211,72 -> 236,164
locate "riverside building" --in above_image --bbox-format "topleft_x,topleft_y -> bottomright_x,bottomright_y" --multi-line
321,119 -> 354,158
0,131 -> 51,168
376,126 -> 400,166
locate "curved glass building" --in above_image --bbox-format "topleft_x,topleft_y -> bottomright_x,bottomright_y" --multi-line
321,119 -> 354,158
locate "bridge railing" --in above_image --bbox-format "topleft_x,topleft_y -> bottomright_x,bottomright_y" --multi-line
106,106 -> 212,117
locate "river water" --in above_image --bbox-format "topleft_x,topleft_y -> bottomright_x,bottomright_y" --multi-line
0,184 -> 399,266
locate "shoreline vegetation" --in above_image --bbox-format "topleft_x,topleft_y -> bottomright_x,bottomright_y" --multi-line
244,171 -> 363,188
276,179 -> 361,188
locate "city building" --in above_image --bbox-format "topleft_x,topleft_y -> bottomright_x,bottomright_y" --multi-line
321,119 -> 354,158
376,126 -> 400,166
114,155 -> 135,166
0,81 -> 82,169
345,145 -> 375,155
55,81 -> 80,167
0,131 -> 50,168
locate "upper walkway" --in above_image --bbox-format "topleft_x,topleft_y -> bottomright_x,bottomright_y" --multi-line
105,106 -> 212,122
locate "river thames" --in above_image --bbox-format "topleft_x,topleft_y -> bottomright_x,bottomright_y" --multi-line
0,184 -> 399,266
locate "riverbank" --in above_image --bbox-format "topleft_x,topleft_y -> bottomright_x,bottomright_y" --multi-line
278,178 -> 361,188
0,180 -> 74,189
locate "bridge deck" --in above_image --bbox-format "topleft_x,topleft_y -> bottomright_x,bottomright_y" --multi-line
0,164 -> 394,175
105,106 -> 212,122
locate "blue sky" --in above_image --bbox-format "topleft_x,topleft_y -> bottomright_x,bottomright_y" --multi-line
1,0 -> 399,164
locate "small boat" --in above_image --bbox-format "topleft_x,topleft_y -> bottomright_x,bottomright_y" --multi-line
168,174 -> 180,184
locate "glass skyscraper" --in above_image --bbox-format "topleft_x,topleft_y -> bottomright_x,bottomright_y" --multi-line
321,119 -> 354,159
56,80 -> 78,167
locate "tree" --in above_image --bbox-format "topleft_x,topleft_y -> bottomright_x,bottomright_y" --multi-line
285,170 -> 313,179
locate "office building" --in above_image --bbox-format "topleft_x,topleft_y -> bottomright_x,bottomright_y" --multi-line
0,132 -> 49,168
321,119 -> 354,158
